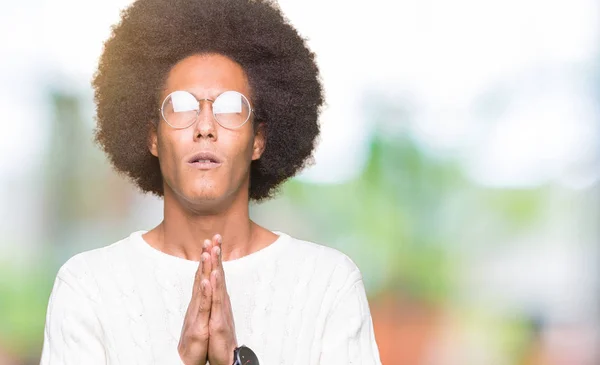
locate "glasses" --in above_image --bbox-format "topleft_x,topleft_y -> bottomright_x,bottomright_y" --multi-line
160,90 -> 253,130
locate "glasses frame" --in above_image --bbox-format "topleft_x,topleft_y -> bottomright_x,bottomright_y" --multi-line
159,90 -> 254,130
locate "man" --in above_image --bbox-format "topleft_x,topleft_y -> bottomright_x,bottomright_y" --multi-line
41,0 -> 382,364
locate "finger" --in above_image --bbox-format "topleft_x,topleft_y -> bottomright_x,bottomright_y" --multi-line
190,242 -> 211,309
198,276 -> 212,318
186,263 -> 202,316
210,244 -> 223,296
202,238 -> 212,255
212,234 -> 226,289
192,260 -> 203,300
197,252 -> 212,316
202,240 -> 212,278
211,234 -> 222,266
211,244 -> 220,277
210,269 -> 223,321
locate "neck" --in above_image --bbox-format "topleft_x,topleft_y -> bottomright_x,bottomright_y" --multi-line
150,183 -> 260,262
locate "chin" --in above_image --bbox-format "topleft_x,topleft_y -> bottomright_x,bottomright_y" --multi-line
186,185 -> 221,202
165,178 -> 223,207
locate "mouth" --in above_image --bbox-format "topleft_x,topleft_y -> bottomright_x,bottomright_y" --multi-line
187,151 -> 223,170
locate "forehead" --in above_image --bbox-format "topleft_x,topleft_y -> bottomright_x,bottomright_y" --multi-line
163,53 -> 250,99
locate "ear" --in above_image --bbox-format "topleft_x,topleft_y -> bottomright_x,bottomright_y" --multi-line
148,122 -> 159,157
251,122 -> 266,161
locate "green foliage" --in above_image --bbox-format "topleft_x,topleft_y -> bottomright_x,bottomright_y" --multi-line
0,261 -> 54,358
283,131 -> 548,305
283,135 -> 465,302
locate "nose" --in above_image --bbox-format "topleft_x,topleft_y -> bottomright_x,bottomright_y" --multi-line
193,99 -> 217,140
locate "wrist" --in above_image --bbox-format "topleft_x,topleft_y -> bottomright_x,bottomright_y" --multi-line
229,343 -> 238,365
232,345 -> 259,365
229,349 -> 235,365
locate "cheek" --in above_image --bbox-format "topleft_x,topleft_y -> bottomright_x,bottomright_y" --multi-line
214,134 -> 253,186
226,131 -> 255,165
157,130 -> 186,176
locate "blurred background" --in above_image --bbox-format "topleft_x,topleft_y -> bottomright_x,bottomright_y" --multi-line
1,0 -> 599,364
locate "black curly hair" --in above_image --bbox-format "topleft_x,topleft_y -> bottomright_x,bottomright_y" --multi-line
93,0 -> 323,201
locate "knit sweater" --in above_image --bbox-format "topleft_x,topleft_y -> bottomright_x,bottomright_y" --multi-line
40,231 -> 382,365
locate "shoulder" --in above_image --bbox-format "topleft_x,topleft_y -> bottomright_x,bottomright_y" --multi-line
270,232 -> 368,317
54,231 -> 142,300
277,232 -> 363,290
58,231 -> 139,277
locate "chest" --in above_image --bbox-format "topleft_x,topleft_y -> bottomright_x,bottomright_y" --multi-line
93,263 -> 330,365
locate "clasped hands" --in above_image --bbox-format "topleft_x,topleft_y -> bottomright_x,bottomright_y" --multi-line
178,234 -> 238,365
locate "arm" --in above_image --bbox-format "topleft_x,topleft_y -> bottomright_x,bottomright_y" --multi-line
319,274 -> 382,365
40,271 -> 106,365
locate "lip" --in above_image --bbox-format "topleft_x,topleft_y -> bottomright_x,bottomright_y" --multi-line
186,151 -> 223,170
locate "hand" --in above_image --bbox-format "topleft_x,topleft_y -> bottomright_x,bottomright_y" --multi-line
206,234 -> 238,365
178,240 -> 214,365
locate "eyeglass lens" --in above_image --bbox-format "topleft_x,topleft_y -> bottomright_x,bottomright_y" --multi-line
161,90 -> 251,129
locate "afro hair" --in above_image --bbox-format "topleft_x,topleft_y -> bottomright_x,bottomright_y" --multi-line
93,0 -> 324,201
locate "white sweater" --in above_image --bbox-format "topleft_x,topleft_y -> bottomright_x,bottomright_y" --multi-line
40,231 -> 382,365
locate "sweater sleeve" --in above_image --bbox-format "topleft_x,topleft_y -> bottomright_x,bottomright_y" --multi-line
40,272 -> 106,365
319,275 -> 382,365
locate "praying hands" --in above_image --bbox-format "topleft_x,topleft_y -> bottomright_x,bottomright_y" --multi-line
178,235 -> 238,365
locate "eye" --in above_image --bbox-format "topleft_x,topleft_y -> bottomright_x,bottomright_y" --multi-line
213,91 -> 244,114
169,91 -> 199,112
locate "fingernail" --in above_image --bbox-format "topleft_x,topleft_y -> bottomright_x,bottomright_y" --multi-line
216,247 -> 221,256
201,254 -> 206,262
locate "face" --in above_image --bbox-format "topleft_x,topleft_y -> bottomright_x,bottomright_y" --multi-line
149,53 -> 265,209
